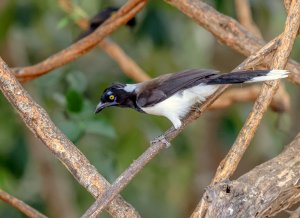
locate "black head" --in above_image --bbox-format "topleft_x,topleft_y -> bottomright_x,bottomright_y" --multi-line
95,83 -> 137,113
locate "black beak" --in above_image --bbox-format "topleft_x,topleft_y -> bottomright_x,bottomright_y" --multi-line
95,102 -> 116,114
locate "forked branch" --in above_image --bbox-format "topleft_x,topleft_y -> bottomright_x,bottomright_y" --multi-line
81,28 -> 286,218
58,0 -> 150,82
192,0 -> 300,216
0,56 -> 140,217
12,0 -> 147,82
165,0 -> 300,86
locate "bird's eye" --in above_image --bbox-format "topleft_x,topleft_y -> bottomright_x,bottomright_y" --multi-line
109,95 -> 115,100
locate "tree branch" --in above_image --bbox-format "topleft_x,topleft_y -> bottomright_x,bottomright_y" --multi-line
235,0 -> 262,38
283,0 -> 300,34
58,0 -> 150,82
0,56 -> 140,218
80,26 -> 285,218
28,132 -> 78,218
210,84 -> 290,112
204,132 -> 300,217
165,0 -> 300,86
12,0 -> 146,82
192,0 -> 300,216
59,0 -> 290,112
0,188 -> 47,218
59,0 -> 290,114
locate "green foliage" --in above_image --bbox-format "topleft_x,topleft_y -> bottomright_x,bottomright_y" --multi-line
66,89 -> 84,113
137,4 -> 173,47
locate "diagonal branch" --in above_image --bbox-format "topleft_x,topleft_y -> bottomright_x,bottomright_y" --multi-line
0,188 -> 47,218
192,0 -> 300,216
58,0 -> 150,82
0,56 -> 140,218
213,0 -> 300,186
165,0 -> 300,86
210,84 -> 290,112
204,131 -> 300,217
283,0 -> 300,35
59,0 -> 288,112
81,31 -> 283,218
12,0 -> 146,82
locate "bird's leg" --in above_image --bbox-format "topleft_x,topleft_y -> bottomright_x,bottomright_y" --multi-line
151,134 -> 171,148
191,104 -> 202,113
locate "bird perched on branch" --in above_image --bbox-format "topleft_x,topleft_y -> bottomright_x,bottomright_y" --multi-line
78,7 -> 136,40
95,69 -> 288,129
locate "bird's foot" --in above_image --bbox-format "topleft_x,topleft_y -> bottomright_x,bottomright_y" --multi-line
191,105 -> 201,113
151,135 -> 171,148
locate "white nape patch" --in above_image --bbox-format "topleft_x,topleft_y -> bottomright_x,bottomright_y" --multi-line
124,84 -> 138,92
245,70 -> 289,83
141,84 -> 219,129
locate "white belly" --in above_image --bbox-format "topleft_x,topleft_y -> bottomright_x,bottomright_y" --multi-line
141,84 -> 219,128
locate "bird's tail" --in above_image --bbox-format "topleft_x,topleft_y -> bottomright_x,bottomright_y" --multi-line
206,70 -> 289,85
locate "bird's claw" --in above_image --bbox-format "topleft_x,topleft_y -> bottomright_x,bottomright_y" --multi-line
151,135 -> 171,148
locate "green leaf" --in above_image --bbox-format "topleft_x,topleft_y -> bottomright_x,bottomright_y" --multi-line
85,120 -> 116,138
66,71 -> 87,93
58,120 -> 82,142
66,89 -> 83,113
57,17 -> 70,29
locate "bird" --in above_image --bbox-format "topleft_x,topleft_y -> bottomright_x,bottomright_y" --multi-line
95,69 -> 288,129
78,7 -> 136,40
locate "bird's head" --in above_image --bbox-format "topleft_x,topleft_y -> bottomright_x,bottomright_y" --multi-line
95,83 -> 137,113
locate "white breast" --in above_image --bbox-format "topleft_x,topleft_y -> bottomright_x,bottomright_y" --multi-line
141,84 -> 219,128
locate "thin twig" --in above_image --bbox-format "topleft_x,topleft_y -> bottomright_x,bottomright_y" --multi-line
165,0 -> 300,86
0,57 -> 140,217
192,0 -> 300,216
12,0 -> 146,82
58,0 -> 150,82
99,40 -> 150,82
0,188 -> 47,218
235,0 -> 262,38
210,84 -> 290,112
81,29 -> 281,218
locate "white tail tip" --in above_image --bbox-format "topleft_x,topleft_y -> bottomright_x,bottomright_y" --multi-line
246,69 -> 289,83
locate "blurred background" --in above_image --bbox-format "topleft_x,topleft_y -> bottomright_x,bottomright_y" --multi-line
0,0 -> 299,217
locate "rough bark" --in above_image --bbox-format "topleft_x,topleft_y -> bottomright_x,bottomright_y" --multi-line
165,0 -> 300,85
0,57 -> 140,218
205,133 -> 300,217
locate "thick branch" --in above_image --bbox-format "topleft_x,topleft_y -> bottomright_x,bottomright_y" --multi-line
0,188 -> 47,218
12,0 -> 146,82
213,0 -> 300,187
205,132 -> 300,217
81,29 -> 283,218
0,57 -> 140,218
28,133 -> 78,218
283,0 -> 300,35
165,0 -> 300,86
61,0 -> 288,112
58,0 -> 150,82
192,0 -> 300,216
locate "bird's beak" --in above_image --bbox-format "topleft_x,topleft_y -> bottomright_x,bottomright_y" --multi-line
95,102 -> 116,113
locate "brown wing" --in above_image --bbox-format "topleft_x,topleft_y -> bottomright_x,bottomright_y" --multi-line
136,69 -> 218,107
